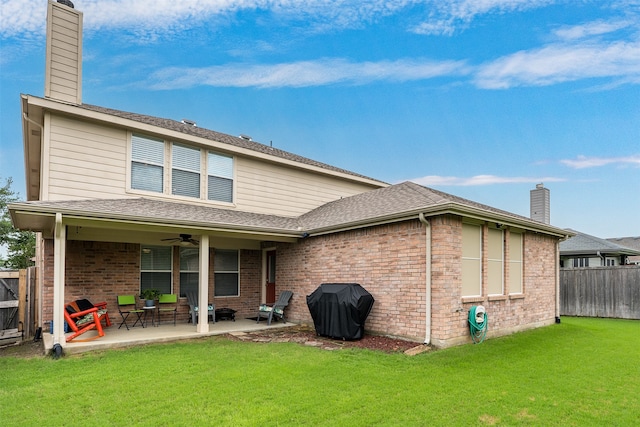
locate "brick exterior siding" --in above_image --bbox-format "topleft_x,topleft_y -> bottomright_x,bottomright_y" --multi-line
41,214 -> 559,348
275,215 -> 559,347
41,240 -> 262,325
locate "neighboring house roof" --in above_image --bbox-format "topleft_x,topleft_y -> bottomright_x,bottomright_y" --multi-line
10,181 -> 571,240
606,236 -> 640,262
560,229 -> 640,256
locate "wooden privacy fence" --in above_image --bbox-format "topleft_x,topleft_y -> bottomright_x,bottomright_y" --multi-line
0,268 -> 37,346
560,266 -> 640,319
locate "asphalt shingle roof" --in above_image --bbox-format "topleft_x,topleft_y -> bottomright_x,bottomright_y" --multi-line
298,181 -> 541,231
13,181 -> 566,237
560,229 -> 640,255
78,102 -> 384,184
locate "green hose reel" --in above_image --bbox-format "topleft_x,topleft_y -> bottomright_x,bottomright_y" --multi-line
468,305 -> 487,344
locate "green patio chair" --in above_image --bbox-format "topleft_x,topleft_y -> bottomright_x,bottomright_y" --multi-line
117,295 -> 145,330
157,293 -> 178,326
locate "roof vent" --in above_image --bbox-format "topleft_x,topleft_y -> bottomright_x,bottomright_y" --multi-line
57,0 -> 74,8
181,119 -> 197,127
239,134 -> 252,141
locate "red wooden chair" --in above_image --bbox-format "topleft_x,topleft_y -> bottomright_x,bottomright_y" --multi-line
64,299 -> 112,342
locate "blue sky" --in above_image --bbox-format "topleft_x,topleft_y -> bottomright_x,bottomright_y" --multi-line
1,0 -> 639,238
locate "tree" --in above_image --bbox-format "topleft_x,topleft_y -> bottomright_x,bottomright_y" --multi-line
0,177 -> 35,269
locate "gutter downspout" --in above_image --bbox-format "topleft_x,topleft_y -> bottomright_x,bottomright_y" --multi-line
419,213 -> 431,345
555,239 -> 562,324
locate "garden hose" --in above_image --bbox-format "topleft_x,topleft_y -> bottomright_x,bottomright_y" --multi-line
468,306 -> 488,344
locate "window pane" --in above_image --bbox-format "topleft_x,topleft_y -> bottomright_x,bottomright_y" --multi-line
487,228 -> 503,295
172,169 -> 200,198
180,247 -> 199,271
132,134 -> 164,164
131,134 -> 164,193
208,152 -> 233,202
141,246 -> 172,270
141,272 -> 171,295
208,176 -> 233,202
173,144 -> 200,171
214,250 -> 238,271
208,152 -> 233,178
132,162 -> 163,192
509,233 -> 523,294
180,272 -> 199,297
214,273 -> 238,297
462,224 -> 482,297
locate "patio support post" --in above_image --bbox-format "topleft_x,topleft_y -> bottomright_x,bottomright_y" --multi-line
197,235 -> 210,333
53,213 -> 66,345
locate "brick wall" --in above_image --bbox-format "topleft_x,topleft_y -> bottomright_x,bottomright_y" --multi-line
277,215 -> 559,347
41,215 -> 559,347
42,240 -> 262,324
276,220 -> 428,341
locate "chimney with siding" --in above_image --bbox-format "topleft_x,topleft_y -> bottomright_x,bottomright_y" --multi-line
530,183 -> 550,224
45,0 -> 83,104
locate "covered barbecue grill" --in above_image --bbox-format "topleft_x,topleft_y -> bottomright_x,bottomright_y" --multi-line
306,283 -> 375,340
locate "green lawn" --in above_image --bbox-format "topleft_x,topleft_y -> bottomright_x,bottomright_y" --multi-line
1,317 -> 638,426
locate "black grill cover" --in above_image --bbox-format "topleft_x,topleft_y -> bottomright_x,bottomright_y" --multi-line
306,283 -> 374,340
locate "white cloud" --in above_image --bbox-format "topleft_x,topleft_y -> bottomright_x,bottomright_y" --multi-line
0,0 -> 417,38
411,0 -> 555,36
554,19 -> 634,41
474,38 -> 640,89
148,57 -> 470,89
560,155 -> 640,169
409,175 -> 565,186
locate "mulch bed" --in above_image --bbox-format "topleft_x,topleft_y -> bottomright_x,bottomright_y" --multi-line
225,324 -> 427,354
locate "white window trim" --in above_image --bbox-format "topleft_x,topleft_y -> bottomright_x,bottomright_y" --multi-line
127,132 -> 236,205
214,249 -> 240,298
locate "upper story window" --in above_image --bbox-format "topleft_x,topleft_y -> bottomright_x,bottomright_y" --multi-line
130,133 -> 234,203
131,134 -> 164,193
208,152 -> 233,203
172,143 -> 201,198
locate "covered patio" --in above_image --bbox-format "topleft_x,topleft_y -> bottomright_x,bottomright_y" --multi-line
9,198 -> 303,352
44,318 -> 297,355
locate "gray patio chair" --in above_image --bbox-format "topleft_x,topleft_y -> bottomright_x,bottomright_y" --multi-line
257,290 -> 293,325
185,291 -> 214,324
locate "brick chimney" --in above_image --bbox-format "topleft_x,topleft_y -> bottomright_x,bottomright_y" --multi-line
44,0 -> 83,104
530,183 -> 550,224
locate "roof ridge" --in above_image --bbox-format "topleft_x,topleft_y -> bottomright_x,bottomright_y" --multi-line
73,100 -> 385,185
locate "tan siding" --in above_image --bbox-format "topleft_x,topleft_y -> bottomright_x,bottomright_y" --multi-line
46,115 -> 128,200
45,2 -> 82,104
235,157 -> 378,216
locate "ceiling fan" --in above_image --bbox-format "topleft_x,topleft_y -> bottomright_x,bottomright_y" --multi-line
161,234 -> 199,246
